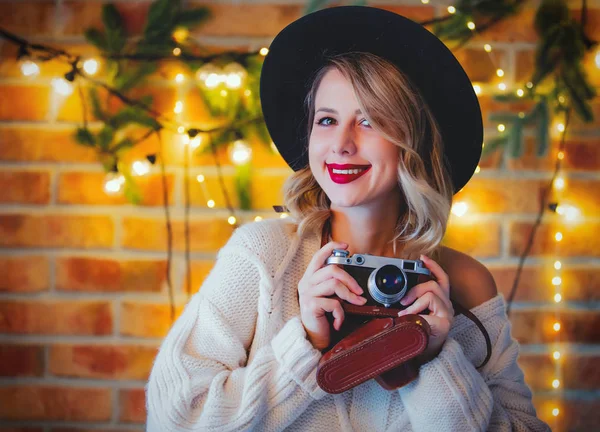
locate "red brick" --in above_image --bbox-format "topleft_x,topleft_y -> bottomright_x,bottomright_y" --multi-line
0,345 -> 44,377
189,260 -> 215,292
510,309 -> 600,344
563,138 -> 600,171
0,214 -> 114,248
0,171 -> 50,204
120,302 -> 183,338
57,172 -> 174,206
56,257 -> 166,293
49,344 -> 157,380
455,178 -> 544,214
122,217 -> 233,252
491,266 -> 600,302
534,396 -> 600,432
119,388 -> 146,423
0,1 -> 55,36
471,7 -> 539,43
59,1 -> 151,36
443,219 -> 500,258
519,353 -> 600,391
0,300 -> 112,335
453,48 -> 508,84
0,256 -> 49,292
515,49 -> 536,84
0,85 -> 50,121
0,386 -> 111,421
510,221 -> 600,257
0,127 -> 97,163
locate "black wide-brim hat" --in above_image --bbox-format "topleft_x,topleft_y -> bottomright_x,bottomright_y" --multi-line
260,6 -> 483,193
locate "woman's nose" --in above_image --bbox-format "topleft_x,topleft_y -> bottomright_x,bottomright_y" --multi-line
331,125 -> 357,156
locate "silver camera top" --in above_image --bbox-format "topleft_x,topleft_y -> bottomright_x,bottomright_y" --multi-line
328,249 -> 430,276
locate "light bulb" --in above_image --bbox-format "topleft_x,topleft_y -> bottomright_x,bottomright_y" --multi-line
20,60 -> 40,77
174,101 -> 183,114
254,216 -> 263,221
173,28 -> 189,43
557,123 -> 565,132
557,151 -> 565,160
207,199 -> 215,208
52,78 -> 74,96
484,44 -> 492,52
103,172 -> 125,195
552,276 -> 562,286
555,232 -> 563,242
260,47 -> 269,56
553,176 -> 565,190
496,69 -> 505,77
175,73 -> 185,84
553,322 -> 561,332
82,59 -> 99,75
196,63 -> 223,89
223,62 -> 247,90
197,174 -> 205,183
229,140 -> 252,165
552,379 -> 560,389
131,160 -> 150,176
228,216 -> 237,225
173,47 -> 182,56
554,293 -> 562,303
451,201 -> 468,217
498,82 -> 507,91
553,351 -> 561,360
177,126 -> 185,134
448,6 -> 456,14
552,408 -> 560,417
475,166 -> 481,174
516,89 -> 524,97
473,84 -> 481,95
554,260 -> 562,270
498,124 -> 506,132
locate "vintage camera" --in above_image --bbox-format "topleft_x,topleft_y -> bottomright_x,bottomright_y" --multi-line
326,249 -> 431,308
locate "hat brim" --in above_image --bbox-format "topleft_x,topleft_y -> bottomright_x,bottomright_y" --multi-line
260,6 -> 483,193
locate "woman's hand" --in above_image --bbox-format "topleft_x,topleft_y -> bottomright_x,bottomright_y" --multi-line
298,241 -> 367,350
397,254 -> 454,361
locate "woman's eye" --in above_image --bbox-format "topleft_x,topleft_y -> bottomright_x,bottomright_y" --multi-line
317,117 -> 336,126
360,118 -> 371,127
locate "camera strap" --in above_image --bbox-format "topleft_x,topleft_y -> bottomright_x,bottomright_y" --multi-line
320,220 -> 492,369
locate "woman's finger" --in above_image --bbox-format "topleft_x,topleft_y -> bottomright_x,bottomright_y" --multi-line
305,241 -> 348,276
397,291 -> 453,319
309,278 -> 366,306
400,280 -> 452,310
421,255 -> 450,292
307,297 -> 345,330
311,264 -> 363,296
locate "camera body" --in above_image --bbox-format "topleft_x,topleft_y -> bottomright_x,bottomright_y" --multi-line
325,249 -> 431,308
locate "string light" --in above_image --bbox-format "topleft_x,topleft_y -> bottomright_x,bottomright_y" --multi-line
554,232 -> 563,242
421,0 -> 429,4
175,73 -> 186,84
467,22 -> 476,30
196,63 -> 221,89
473,84 -> 482,95
552,379 -> 560,389
197,174 -> 205,183
173,47 -> 182,56
229,139 -> 252,165
498,124 -> 506,132
260,47 -> 269,56
496,68 -> 505,77
20,59 -> 40,77
475,165 -> 481,174
51,77 -> 74,96
516,89 -> 525,97
554,293 -> 562,303
557,150 -> 565,160
131,159 -> 151,176
451,201 -> 468,217
553,351 -> 561,360
174,101 -> 183,114
228,216 -> 237,225
173,28 -> 189,43
553,322 -> 561,332
484,44 -> 492,52
498,82 -> 507,91
223,62 -> 247,89
220,89 -> 228,97
103,172 -> 125,195
448,6 -> 456,14
557,123 -> 565,132
552,408 -> 560,417
552,276 -> 562,286
82,58 -> 99,75
254,216 -> 263,221
177,126 -> 185,134
553,176 -> 565,190
207,199 -> 215,208
554,260 -> 562,270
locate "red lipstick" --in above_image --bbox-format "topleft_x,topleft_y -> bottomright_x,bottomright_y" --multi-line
327,163 -> 371,184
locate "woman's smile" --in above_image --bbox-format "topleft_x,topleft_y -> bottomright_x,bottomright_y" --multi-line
326,163 -> 372,184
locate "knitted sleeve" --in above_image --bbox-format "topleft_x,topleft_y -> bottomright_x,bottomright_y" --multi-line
145,227 -> 326,432
397,295 -> 550,432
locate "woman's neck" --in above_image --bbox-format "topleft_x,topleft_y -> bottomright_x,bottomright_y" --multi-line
328,198 -> 403,258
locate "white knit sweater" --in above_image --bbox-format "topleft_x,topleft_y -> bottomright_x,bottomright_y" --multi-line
145,218 -> 550,431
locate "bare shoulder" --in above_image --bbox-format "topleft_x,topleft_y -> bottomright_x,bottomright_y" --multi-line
437,246 -> 498,310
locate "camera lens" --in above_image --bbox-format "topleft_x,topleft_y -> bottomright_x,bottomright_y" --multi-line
375,265 -> 405,295
367,265 -> 408,307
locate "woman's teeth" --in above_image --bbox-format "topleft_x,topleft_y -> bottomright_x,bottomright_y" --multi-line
332,168 -> 366,174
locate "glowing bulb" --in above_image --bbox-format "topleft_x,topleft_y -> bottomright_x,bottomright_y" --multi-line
220,89 -> 228,97
177,126 -> 185,134
564,206 -> 580,222
519,112 -> 525,119
496,69 -> 505,77
554,293 -> 562,303
131,160 -> 150,176
553,322 -> 561,332
254,216 -> 263,221
553,176 -> 565,190
484,44 -> 492,52
20,60 -> 40,77
224,62 -> 247,89
553,351 -> 561,360
552,276 -> 562,286
526,82 -> 533,89
207,199 -> 215,208
173,28 -> 189,43
555,232 -> 563,242
557,151 -> 565,160
229,140 -> 252,165
516,89 -> 524,97
475,166 -> 481,174
196,64 -> 222,89
448,6 -> 456,14
557,123 -> 565,132
552,408 -> 560,417
190,136 -> 202,149
467,22 -> 476,30
280,213 -> 289,219
173,47 -> 182,56
451,201 -> 468,217
554,261 -> 562,270
559,95 -> 566,103
552,379 -> 560,389
421,0 -> 430,4
498,82 -> 507,91
244,89 -> 252,97
82,59 -> 99,75
498,124 -> 506,132
103,172 -> 125,195
174,101 -> 183,114
228,216 -> 237,225
52,78 -> 74,96
260,47 -> 269,56
197,174 -> 205,183
473,84 -> 481,95
175,73 -> 185,84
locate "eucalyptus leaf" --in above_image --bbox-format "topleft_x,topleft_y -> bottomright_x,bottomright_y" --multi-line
102,4 -> 126,53
84,28 -> 108,51
123,173 -> 143,205
235,163 -> 252,210
176,8 -> 211,28
481,135 -> 509,159
75,127 -> 96,146
98,126 -> 115,151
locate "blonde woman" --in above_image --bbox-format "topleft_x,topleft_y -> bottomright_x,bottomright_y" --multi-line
146,7 -> 549,431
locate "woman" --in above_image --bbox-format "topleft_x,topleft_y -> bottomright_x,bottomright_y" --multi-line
146,6 -> 549,431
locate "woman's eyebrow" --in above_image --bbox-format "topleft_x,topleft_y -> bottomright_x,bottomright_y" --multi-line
316,108 -> 362,115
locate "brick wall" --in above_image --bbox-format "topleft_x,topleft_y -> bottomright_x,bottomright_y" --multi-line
0,1 -> 599,431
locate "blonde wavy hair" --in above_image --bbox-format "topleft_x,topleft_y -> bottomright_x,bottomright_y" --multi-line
282,52 -> 454,258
